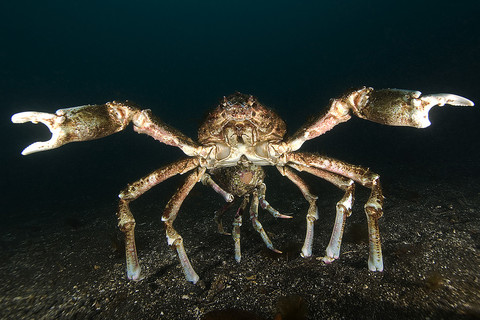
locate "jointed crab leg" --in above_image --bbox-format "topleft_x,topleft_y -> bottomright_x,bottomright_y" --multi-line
11,101 -> 200,156
287,152 -> 384,271
117,158 -> 200,280
277,166 -> 318,258
162,167 -> 206,283
287,163 -> 355,264
201,173 -> 236,234
214,202 -> 235,235
117,200 -> 142,280
250,189 -> 282,254
258,183 -> 292,219
233,196 -> 249,262
117,200 -> 142,281
201,173 -> 234,203
286,87 -> 474,152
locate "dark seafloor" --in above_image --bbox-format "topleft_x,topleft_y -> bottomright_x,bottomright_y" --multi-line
1,161 -> 480,319
1,1 -> 480,319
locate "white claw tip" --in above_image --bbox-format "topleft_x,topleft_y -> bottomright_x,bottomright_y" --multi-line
444,94 -> 474,107
11,113 -> 25,123
424,93 -> 474,107
20,144 -> 41,156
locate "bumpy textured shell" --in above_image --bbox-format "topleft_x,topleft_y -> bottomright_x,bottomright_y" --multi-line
197,93 -> 287,145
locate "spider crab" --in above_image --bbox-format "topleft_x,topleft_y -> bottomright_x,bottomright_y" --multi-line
11,87 -> 473,283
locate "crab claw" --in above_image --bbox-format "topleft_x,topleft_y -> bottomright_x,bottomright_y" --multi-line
409,92 -> 474,128
421,93 -> 474,107
11,111 -> 67,155
12,103 -> 137,156
352,88 -> 474,128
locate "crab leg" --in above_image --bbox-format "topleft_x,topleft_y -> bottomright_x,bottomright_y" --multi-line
201,173 -> 234,203
117,158 -> 200,281
214,202 -> 235,235
286,152 -> 384,271
201,173 -> 234,235
11,101 -> 200,156
201,173 -> 236,234
276,166 -> 318,258
117,200 -> 142,281
233,196 -> 249,262
286,87 -> 474,152
162,167 -> 206,283
287,163 -> 355,264
258,183 -> 292,219
250,189 -> 282,254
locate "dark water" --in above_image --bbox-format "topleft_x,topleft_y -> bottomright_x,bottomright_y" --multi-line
1,2 -> 480,319
2,1 -> 479,216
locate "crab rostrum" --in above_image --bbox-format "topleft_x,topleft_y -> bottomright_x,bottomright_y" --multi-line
11,87 -> 474,283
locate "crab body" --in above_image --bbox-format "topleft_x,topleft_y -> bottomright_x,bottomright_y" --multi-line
198,92 -> 287,169
11,87 -> 474,283
211,163 -> 265,197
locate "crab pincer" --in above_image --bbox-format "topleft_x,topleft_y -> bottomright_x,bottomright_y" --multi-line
11,104 -> 134,155
353,89 -> 474,128
11,111 -> 68,155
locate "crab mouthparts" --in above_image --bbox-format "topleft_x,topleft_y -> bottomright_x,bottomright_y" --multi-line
239,171 -> 254,184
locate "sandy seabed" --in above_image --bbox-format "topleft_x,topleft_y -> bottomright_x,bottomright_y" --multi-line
1,163 -> 479,320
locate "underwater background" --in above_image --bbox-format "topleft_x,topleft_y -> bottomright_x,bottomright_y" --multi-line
2,0 -> 479,212
1,1 -> 480,319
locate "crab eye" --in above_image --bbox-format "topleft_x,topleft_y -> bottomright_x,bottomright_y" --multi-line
247,95 -> 255,106
222,100 -> 235,108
